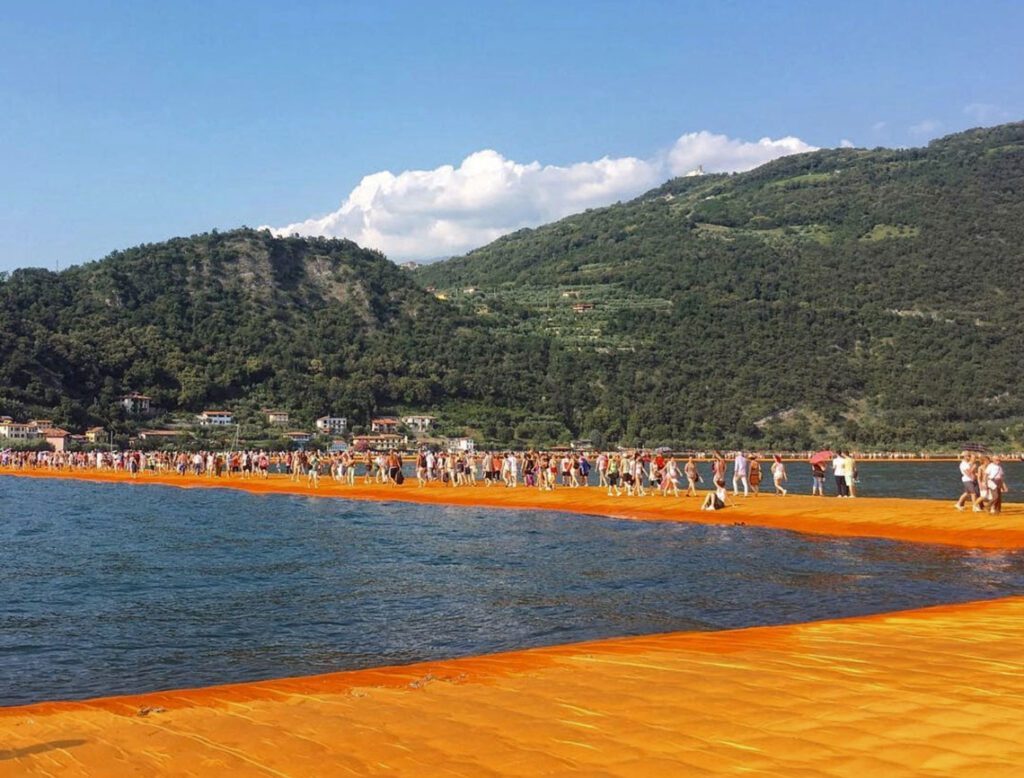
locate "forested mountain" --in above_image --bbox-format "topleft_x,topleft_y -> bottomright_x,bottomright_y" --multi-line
3,122 -> 1024,450
418,122 -> 1024,449
0,231 -> 548,436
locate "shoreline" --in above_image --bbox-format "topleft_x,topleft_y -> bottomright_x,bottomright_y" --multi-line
4,467 -> 1023,549
3,596 -> 1023,775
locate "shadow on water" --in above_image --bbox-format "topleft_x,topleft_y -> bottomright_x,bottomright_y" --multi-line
0,740 -> 87,761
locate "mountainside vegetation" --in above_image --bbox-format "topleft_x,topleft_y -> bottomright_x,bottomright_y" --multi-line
3,122 -> 1024,450
0,230 -> 549,438
419,122 -> 1024,449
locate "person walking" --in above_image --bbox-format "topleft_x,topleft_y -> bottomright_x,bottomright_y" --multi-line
955,452 -> 978,511
771,455 -> 788,496
712,452 -> 727,494
844,452 -> 857,498
607,455 -> 622,496
732,451 -> 749,497
832,452 -> 848,497
748,455 -> 762,496
985,456 -> 1008,514
684,456 -> 700,497
810,458 -> 826,495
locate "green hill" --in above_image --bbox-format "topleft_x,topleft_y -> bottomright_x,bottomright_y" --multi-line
3,123 -> 1024,450
0,230 -> 547,437
418,122 -> 1024,449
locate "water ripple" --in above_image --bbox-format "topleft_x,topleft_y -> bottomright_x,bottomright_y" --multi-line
1,475 -> 1023,706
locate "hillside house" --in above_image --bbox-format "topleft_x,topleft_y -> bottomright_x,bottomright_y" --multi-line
448,437 -> 476,453
315,416 -> 348,435
401,414 -> 435,433
371,417 -> 399,434
139,429 -> 180,442
40,428 -> 70,452
121,393 -> 153,415
85,427 -> 106,444
0,420 -> 40,440
352,433 -> 405,451
197,410 -> 234,426
265,410 -> 290,426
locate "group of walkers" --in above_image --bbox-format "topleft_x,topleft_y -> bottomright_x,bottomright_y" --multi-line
956,451 -> 1009,515
0,447 -> 1012,512
0,447 -> 795,499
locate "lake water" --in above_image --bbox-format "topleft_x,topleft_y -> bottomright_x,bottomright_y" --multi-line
756,460 -> 1022,501
384,459 -> 1022,500
2,476 -> 1023,706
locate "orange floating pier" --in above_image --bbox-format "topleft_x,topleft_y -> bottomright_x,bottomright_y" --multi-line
3,469 -> 1024,775
3,597 -> 1024,776
3,467 -> 1022,549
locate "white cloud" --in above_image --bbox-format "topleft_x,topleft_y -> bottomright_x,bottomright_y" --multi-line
839,138 -> 855,148
665,131 -> 816,176
909,119 -> 943,137
267,130 -> 818,261
872,121 -> 887,132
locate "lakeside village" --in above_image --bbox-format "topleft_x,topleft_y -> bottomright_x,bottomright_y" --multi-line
0,393 -> 469,455
2,392 -> 1024,462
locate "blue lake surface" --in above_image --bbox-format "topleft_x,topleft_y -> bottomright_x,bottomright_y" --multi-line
2,475 -> 1023,706
345,460 -> 1023,500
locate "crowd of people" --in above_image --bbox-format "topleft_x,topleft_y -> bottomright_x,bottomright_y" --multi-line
0,447 -> 1011,513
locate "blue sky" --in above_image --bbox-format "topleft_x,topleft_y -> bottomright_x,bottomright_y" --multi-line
2,0 -> 1022,270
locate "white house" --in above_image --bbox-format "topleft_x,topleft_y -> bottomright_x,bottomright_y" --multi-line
196,410 -> 234,426
449,437 -> 476,453
401,414 -> 436,433
284,431 -> 311,445
315,416 -> 348,435
0,421 -> 40,440
121,393 -> 152,415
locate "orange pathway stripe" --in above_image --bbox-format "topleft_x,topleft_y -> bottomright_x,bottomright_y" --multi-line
2,597 -> 1024,776
3,467 -> 1022,548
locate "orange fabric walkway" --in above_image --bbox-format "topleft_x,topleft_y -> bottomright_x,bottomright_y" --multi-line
3,467 -> 1022,549
3,596 -> 1024,776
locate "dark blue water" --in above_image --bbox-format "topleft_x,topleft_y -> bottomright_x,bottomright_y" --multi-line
2,476 -> 1023,707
